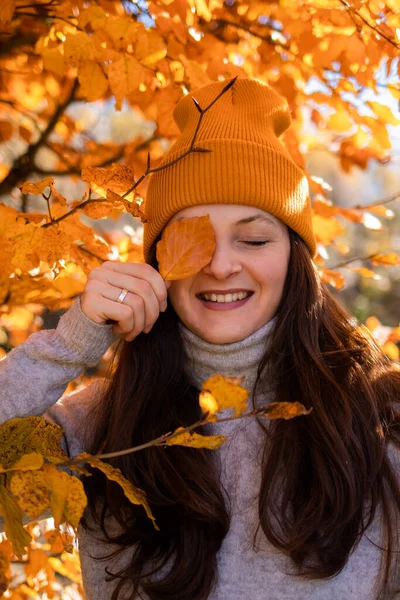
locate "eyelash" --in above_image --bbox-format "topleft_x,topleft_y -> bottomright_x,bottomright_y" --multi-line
241,241 -> 269,246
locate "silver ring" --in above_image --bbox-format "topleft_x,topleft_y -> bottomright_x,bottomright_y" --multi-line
117,288 -> 128,303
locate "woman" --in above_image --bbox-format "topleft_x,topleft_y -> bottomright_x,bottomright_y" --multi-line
0,77 -> 399,600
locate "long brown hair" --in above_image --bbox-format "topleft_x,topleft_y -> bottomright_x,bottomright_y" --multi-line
81,229 -> 400,600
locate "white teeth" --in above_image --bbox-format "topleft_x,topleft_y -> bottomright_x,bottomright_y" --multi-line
200,292 -> 250,303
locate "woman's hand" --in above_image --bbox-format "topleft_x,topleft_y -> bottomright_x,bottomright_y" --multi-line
80,261 -> 171,342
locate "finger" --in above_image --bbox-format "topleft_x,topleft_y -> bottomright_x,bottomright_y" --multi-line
101,261 -> 168,305
89,294 -> 134,332
122,294 -> 146,340
95,270 -> 161,330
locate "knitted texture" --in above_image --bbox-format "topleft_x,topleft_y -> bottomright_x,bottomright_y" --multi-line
143,76 -> 316,261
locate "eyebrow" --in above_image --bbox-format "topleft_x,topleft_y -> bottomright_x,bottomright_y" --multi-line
174,214 -> 278,228
235,215 -> 278,228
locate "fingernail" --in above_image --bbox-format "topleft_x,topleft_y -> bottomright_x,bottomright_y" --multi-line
144,325 -> 152,334
160,300 -> 168,312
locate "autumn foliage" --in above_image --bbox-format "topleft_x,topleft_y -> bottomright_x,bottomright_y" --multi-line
0,0 -> 400,595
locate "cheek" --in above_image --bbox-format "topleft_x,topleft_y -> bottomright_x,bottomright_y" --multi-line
168,281 -> 191,305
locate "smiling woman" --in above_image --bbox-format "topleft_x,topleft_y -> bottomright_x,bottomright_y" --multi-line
166,205 -> 291,343
0,76 -> 399,600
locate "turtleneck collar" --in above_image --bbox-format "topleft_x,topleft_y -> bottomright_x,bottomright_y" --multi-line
178,316 -> 277,398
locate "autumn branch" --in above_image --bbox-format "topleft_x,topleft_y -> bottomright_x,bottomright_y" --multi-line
38,77 -> 238,228
0,79 -> 79,197
60,400 -> 312,467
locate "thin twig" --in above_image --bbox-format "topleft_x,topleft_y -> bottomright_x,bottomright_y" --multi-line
328,253 -> 383,270
120,76 -> 238,200
338,0 -> 400,49
354,191 -> 400,210
60,402 -> 299,467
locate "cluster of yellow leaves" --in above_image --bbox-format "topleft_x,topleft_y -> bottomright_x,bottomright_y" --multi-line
0,415 -> 157,580
0,374 -> 312,594
199,375 -> 312,421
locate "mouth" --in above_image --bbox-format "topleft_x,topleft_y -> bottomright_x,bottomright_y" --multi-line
196,291 -> 254,311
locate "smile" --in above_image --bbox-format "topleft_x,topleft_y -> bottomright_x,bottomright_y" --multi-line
197,292 -> 254,311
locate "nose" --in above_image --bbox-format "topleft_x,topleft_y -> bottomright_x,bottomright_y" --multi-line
201,242 -> 242,279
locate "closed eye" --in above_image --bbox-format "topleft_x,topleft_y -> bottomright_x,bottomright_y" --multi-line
241,241 -> 269,246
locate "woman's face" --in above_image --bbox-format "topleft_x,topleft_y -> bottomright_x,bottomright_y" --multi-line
166,204 -> 291,344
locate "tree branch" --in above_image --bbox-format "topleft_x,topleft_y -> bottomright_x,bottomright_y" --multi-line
338,0 -> 400,49
0,79 -> 78,197
61,400 -> 310,467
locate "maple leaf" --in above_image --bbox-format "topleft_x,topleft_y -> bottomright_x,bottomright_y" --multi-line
165,427 -> 226,449
156,215 -> 216,280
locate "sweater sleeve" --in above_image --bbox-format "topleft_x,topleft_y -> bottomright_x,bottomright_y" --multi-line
0,295 -> 119,426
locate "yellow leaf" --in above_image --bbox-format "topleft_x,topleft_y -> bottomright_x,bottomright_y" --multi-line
134,30 -> 167,67
78,6 -> 106,29
48,555 -> 82,584
106,189 -> 147,221
0,416 -> 68,470
312,197 -> 337,219
199,391 -> 219,419
0,538 -> 12,594
362,204 -> 394,219
349,267 -> 380,279
0,487 -> 32,557
108,55 -> 145,110
370,253 -> 399,266
81,164 -> 135,196
156,215 -> 216,280
382,341 -> 399,361
0,120 -> 13,142
319,268 -> 345,290
200,374 -> 249,418
262,401 -> 313,420
165,427 -> 226,449
0,452 -> 44,473
41,48 -> 65,77
98,18 -> 142,50
64,32 -> 102,63
44,464 -> 87,529
76,453 -> 159,530
312,215 -> 345,245
0,0 -> 15,24
10,469 -> 50,519
78,62 -> 108,102
19,176 -> 54,195
366,102 -> 400,126
327,110 -> 353,131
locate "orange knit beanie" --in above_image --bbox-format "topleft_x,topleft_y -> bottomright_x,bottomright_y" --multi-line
143,76 -> 316,261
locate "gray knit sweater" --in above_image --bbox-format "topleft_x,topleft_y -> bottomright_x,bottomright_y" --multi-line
0,296 -> 398,599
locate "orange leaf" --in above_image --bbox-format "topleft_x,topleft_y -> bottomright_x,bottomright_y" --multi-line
19,177 -> 54,195
312,215 -> 345,245
319,268 -> 345,290
156,215 -> 215,280
0,0 -> 15,24
370,253 -> 399,266
0,120 -> 13,142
